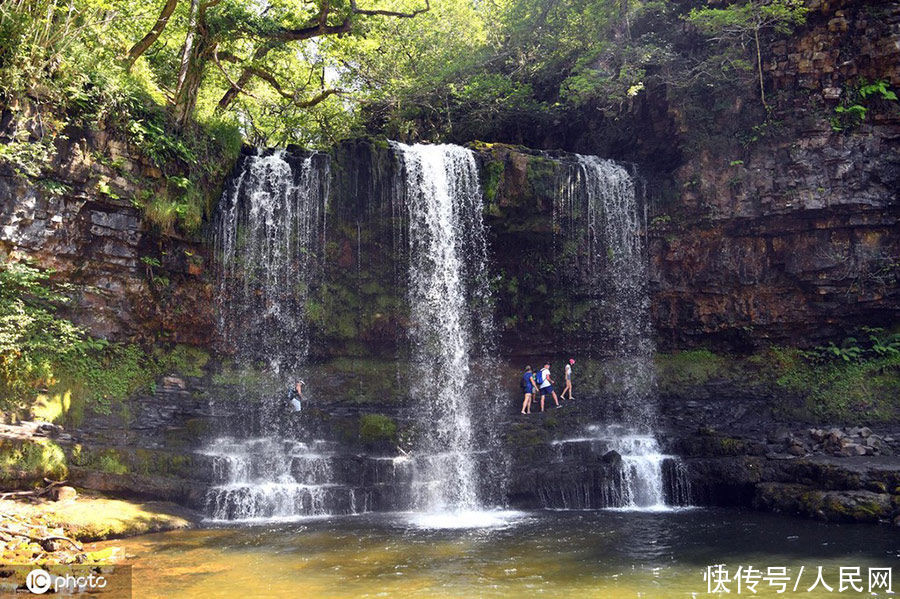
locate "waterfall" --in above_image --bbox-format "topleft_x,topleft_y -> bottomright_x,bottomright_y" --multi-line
555,155 -> 688,508
215,148 -> 329,375
393,143 -> 504,518
201,438 -> 367,522
206,149 -> 344,522
547,425 -> 691,510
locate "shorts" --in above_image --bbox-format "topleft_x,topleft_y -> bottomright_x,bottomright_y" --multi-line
540,385 -> 554,396
524,386 -> 535,395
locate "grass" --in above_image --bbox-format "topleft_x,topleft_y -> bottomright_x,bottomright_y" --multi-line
0,439 -> 68,485
657,345 -> 900,424
770,347 -> 900,423
655,349 -> 735,391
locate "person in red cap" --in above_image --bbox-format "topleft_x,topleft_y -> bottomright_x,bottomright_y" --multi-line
561,358 -> 575,401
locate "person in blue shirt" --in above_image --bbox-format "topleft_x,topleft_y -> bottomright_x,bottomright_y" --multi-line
520,366 -> 538,414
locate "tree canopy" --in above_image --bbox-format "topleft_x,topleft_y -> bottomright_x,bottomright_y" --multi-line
0,0 -> 815,148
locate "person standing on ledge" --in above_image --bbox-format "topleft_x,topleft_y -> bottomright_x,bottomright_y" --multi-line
520,366 -> 538,414
539,362 -> 561,411
289,380 -> 304,412
561,358 -> 575,401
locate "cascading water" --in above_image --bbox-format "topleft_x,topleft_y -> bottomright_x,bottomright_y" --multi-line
201,438 -> 368,522
205,149 -> 349,522
554,155 -> 688,509
393,143 -> 506,521
548,425 -> 690,510
215,148 -> 329,376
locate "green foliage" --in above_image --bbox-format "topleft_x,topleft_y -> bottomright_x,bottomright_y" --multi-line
655,349 -> 732,392
686,1 -> 808,37
358,413 -> 398,446
0,439 -> 68,484
685,0 -> 807,109
0,0 -> 241,235
830,79 -> 899,132
658,342 -> 899,424
0,257 -> 210,418
771,346 -> 900,424
71,446 -> 129,475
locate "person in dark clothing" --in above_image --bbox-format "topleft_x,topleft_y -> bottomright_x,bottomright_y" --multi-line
520,366 -> 538,414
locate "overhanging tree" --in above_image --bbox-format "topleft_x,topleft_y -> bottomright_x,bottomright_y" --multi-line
125,0 -> 429,128
686,0 -> 808,110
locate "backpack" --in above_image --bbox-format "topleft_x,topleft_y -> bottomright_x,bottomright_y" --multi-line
534,369 -> 544,385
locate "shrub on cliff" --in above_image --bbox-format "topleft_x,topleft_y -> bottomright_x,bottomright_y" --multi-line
0,258 -> 210,420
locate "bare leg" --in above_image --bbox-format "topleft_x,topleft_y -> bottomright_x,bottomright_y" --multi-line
562,381 -> 572,400
552,391 -> 560,407
540,394 -> 545,412
521,393 -> 531,414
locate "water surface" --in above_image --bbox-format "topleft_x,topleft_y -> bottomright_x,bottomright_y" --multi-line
100,509 -> 898,598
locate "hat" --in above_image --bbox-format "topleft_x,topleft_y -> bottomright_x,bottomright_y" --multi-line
569,358 -> 575,365
524,365 -> 532,372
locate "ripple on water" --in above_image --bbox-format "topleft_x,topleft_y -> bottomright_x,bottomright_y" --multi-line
405,510 -> 527,530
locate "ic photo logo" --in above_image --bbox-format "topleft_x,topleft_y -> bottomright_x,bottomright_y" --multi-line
24,567 -> 109,594
25,568 -> 51,594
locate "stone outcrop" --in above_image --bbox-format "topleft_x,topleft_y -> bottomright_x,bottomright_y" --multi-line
0,110 -> 215,344
648,0 -> 900,347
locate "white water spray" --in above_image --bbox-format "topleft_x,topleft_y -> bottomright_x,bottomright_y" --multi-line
393,143 -> 503,520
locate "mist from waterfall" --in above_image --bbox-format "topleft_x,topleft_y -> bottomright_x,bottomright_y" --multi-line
556,155 -> 655,427
208,149 -> 335,522
393,142 -> 505,517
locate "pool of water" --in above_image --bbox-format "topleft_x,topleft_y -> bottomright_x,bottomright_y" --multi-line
99,508 -> 898,598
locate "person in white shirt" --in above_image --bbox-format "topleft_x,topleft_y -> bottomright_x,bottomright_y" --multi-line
561,358 -> 575,401
289,380 -> 304,412
538,362 -> 561,411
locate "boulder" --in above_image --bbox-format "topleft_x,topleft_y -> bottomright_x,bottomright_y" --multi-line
50,486 -> 77,502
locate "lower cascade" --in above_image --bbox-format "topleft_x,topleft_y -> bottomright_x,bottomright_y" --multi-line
201,438 -> 365,522
546,425 -> 690,510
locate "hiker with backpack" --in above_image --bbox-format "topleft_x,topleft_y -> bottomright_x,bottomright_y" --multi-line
537,362 -> 561,411
520,366 -> 539,414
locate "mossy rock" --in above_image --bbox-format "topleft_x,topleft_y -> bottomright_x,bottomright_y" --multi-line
358,414 -> 398,448
0,439 -> 68,487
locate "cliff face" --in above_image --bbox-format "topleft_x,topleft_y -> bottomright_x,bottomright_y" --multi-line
647,0 -> 900,347
0,113 -> 215,345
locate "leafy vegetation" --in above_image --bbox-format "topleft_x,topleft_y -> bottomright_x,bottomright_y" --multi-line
358,413 -> 398,447
0,0 -> 827,155
657,332 -> 900,424
0,258 -> 211,420
770,341 -> 900,424
685,0 -> 808,110
830,79 -> 899,132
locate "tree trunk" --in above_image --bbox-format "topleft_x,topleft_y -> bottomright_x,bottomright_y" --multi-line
174,47 -> 207,129
173,0 -> 204,128
754,26 -> 767,110
125,0 -> 179,71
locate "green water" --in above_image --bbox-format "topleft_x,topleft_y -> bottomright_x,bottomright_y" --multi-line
101,509 -> 898,598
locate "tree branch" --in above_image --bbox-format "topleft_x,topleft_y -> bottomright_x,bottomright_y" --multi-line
350,0 -> 429,18
245,66 -> 343,107
125,0 -> 179,71
212,46 -> 257,99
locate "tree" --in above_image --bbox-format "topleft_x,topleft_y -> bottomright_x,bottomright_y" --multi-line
686,0 -> 808,110
125,0 -> 430,129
